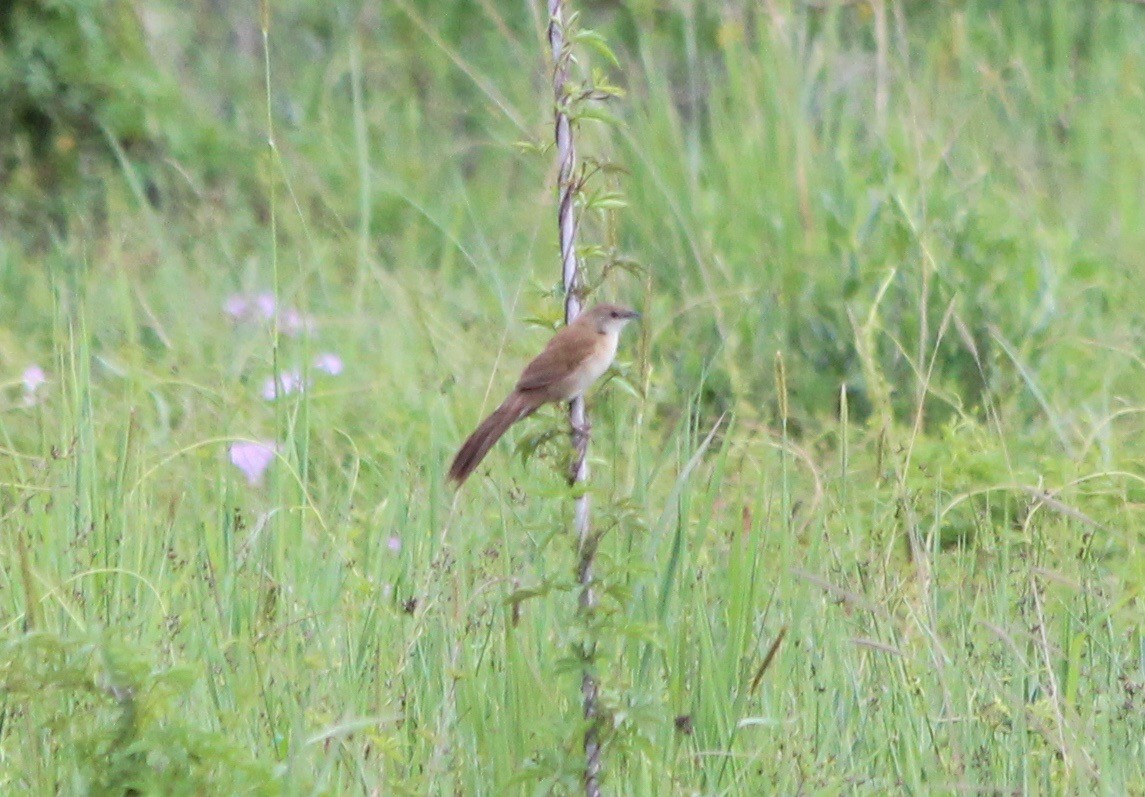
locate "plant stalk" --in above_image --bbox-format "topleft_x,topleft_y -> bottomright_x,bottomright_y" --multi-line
547,2 -> 600,795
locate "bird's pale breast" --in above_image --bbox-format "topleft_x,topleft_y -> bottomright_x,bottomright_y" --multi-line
554,330 -> 618,400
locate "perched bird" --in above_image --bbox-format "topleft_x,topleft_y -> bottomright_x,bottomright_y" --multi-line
448,303 -> 641,485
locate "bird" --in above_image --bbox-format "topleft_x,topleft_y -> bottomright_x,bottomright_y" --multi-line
448,303 -> 641,485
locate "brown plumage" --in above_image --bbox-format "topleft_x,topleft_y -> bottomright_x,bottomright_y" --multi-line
448,303 -> 640,485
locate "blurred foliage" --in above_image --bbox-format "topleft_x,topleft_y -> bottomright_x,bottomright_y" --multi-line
612,0 -> 1144,431
0,2 -> 1141,793
0,0 -> 228,234
0,632 -> 279,794
2,0 -> 1143,430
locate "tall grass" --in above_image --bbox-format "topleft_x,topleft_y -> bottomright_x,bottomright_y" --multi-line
0,1 -> 1142,793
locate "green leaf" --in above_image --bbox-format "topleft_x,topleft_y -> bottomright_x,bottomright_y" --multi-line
573,29 -> 621,68
570,103 -> 622,127
585,191 -> 628,212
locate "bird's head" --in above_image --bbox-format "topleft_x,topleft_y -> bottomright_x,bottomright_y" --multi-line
584,303 -> 641,335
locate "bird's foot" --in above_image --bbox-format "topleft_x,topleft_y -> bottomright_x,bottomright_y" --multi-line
568,416 -> 591,484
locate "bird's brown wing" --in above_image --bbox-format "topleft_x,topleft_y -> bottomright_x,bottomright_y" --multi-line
516,324 -> 598,394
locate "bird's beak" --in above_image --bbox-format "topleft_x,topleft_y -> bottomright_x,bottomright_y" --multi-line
623,309 -> 642,321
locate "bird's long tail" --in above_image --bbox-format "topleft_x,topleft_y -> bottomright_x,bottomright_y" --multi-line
448,391 -> 536,485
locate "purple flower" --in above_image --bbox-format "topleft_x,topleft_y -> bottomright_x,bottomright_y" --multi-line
253,292 -> 277,320
223,294 -> 250,320
22,365 -> 46,393
386,536 -> 402,553
21,365 -> 47,407
222,291 -> 315,337
314,353 -> 343,376
280,308 -> 316,337
230,441 -> 278,486
261,370 -> 304,400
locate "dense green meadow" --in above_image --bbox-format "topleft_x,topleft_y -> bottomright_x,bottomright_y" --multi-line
2,0 -> 1143,792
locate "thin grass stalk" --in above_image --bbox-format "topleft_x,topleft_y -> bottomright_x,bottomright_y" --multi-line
547,1 -> 600,795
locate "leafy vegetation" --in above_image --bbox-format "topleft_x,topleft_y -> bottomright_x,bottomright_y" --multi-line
0,1 -> 1141,793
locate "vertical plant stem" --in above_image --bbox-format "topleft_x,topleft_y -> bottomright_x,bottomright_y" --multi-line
547,2 -> 600,795
873,0 -> 889,132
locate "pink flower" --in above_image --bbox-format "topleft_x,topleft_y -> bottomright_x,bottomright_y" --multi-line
253,292 -> 277,320
22,365 -> 46,393
222,291 -> 315,337
230,441 -> 278,486
386,536 -> 402,553
314,353 -> 343,376
223,295 -> 249,320
261,370 -> 304,400
21,365 -> 47,407
280,308 -> 316,337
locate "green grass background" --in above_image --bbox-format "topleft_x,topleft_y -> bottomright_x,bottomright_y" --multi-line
1,1 -> 1143,793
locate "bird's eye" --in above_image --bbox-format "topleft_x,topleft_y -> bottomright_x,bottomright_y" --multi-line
610,310 -> 619,318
